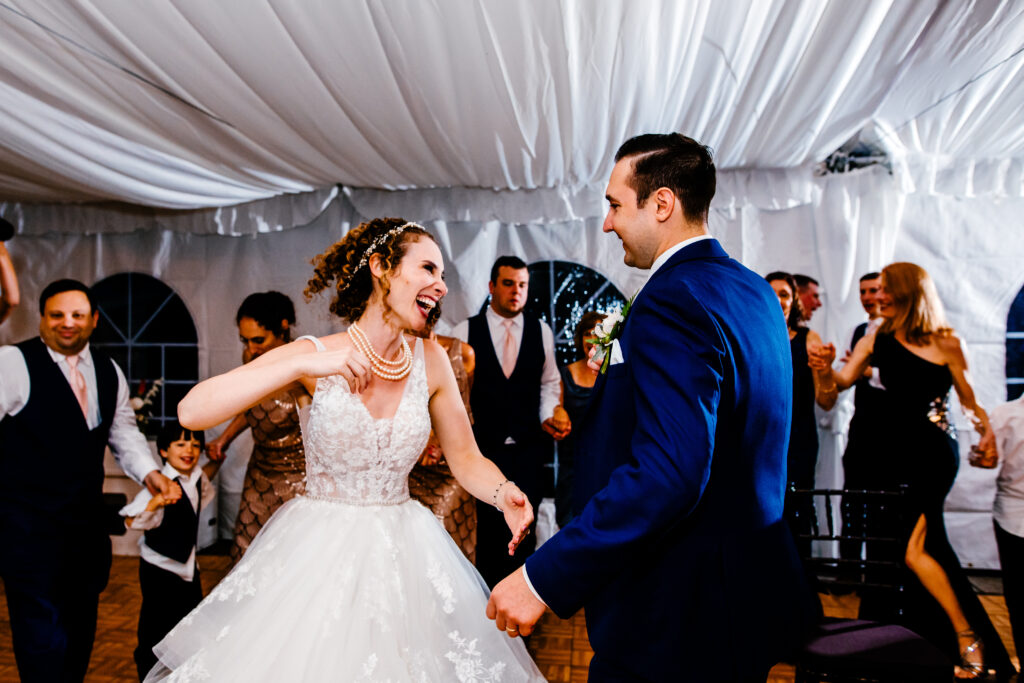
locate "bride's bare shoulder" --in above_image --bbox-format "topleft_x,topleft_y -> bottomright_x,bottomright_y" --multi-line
420,337 -> 455,386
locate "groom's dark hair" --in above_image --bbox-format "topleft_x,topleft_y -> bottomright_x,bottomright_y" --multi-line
615,133 -> 716,224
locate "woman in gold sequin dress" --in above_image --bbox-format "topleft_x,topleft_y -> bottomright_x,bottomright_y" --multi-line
205,292 -> 310,561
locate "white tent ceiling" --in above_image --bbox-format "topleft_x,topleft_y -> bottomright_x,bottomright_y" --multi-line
1,0 -> 1023,217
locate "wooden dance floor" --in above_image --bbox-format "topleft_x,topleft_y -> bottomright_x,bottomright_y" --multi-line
0,553 -> 1017,682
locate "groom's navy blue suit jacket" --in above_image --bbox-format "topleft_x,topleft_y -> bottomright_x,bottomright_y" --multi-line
526,238 -> 812,681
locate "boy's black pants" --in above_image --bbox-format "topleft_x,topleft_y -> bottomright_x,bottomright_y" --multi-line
134,559 -> 203,680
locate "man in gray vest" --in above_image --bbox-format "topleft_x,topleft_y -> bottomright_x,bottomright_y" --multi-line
452,256 -> 570,588
0,279 -> 176,682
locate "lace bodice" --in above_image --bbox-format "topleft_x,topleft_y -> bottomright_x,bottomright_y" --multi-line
300,336 -> 431,504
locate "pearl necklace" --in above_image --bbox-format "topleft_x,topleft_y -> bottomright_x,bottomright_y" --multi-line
348,323 -> 413,381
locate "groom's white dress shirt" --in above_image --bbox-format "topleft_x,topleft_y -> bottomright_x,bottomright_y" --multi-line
0,340 -> 159,483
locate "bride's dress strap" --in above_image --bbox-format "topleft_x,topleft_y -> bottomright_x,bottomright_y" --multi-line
295,334 -> 325,352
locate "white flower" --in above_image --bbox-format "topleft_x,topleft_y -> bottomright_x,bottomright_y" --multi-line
595,311 -> 623,339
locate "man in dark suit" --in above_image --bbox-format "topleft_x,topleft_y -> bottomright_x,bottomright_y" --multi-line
841,271 -> 884,560
0,279 -> 176,682
487,134 -> 812,681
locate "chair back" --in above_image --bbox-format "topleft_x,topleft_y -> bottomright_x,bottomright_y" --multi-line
790,487 -> 910,618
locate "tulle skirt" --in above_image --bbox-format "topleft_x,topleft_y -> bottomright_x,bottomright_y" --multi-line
145,496 -> 543,682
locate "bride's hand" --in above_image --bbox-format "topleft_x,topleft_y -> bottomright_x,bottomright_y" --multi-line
500,485 -> 534,555
295,348 -> 371,394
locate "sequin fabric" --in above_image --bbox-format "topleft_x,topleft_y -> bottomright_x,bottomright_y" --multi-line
230,386 -> 307,561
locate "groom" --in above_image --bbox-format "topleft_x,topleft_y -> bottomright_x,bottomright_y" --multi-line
487,134 -> 812,681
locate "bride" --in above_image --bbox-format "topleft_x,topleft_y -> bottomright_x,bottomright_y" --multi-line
151,218 -> 545,681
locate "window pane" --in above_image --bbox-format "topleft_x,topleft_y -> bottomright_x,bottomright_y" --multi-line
137,295 -> 199,344
97,345 -> 129,375
1008,288 -> 1024,332
163,383 -> 193,422
164,346 -> 199,381
1007,339 -> 1024,379
129,275 -> 174,339
129,346 -> 163,382
93,273 -> 131,340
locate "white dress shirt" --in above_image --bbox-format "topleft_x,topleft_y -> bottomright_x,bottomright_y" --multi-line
0,340 -> 160,484
991,396 -> 1024,538
121,461 -> 214,581
451,306 -> 562,424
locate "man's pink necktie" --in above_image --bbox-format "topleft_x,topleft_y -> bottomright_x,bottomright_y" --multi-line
501,319 -> 517,378
66,355 -> 89,418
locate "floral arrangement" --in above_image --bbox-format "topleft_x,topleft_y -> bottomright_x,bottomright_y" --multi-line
130,378 -> 164,434
587,296 -> 634,374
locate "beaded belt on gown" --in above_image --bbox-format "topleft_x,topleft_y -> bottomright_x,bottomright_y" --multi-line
303,491 -> 412,506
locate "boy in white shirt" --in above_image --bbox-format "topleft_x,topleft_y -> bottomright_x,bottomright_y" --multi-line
121,422 -> 220,680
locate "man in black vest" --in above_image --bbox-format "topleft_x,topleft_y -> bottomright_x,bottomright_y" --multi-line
452,256 -> 570,588
0,279 -> 175,682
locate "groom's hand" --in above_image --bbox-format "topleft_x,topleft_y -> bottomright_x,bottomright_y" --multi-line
486,568 -> 546,637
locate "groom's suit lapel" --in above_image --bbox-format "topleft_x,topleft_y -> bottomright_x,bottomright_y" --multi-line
585,238 -> 728,414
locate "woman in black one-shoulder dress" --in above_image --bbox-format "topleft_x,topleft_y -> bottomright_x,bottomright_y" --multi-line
821,262 -> 1013,679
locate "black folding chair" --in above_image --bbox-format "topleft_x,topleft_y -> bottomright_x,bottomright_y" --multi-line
790,487 -> 953,683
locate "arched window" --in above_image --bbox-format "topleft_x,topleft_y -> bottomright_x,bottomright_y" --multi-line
90,273 -> 199,436
479,260 -> 629,366
1008,284 -> 1024,401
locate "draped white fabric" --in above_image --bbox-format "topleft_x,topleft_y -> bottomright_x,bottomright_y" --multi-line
1,0 -> 1020,214
874,2 -> 1024,198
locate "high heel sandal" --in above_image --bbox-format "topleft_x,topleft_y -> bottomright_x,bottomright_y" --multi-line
955,629 -> 990,680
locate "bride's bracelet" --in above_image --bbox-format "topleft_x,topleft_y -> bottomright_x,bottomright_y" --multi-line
493,479 -> 514,511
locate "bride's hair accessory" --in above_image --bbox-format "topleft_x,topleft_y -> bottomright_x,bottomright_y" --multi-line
334,221 -> 423,295
357,221 -> 423,272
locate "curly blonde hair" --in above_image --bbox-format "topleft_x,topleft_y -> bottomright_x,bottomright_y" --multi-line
305,217 -> 442,326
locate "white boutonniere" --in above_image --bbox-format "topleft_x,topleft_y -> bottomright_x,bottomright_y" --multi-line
588,295 -> 635,374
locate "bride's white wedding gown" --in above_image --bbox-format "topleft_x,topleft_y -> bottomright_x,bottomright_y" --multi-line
146,338 -> 544,682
